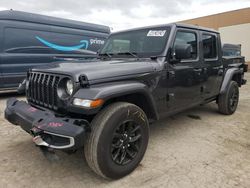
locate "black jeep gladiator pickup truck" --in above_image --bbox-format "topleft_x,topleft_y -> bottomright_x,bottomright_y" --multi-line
5,23 -> 248,179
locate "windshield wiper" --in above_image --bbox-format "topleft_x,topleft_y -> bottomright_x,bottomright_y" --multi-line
150,55 -> 167,60
116,52 -> 138,58
99,52 -> 113,58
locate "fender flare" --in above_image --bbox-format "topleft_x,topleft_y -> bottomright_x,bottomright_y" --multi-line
73,81 -> 159,120
220,68 -> 243,94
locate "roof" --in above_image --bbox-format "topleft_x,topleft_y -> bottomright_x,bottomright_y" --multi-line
0,10 -> 110,34
175,23 -> 219,33
112,23 -> 218,34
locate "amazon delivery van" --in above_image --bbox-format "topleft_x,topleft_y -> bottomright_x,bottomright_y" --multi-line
0,10 -> 110,91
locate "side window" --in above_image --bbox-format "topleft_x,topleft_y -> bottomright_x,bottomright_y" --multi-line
173,31 -> 198,60
202,34 -> 217,59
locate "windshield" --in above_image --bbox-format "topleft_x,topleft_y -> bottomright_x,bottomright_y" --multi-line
100,26 -> 171,58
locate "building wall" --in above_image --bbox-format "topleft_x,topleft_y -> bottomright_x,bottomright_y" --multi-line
219,23 -> 250,62
180,8 -> 250,30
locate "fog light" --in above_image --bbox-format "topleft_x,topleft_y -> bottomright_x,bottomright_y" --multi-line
73,98 -> 104,108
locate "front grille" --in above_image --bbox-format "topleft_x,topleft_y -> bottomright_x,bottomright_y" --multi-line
27,72 -> 61,110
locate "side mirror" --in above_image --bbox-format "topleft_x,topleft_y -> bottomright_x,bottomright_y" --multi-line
174,44 -> 192,60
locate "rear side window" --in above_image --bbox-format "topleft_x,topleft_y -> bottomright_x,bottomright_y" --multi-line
202,34 -> 217,59
173,31 -> 198,60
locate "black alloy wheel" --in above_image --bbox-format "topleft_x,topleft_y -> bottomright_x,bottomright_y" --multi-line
229,86 -> 239,112
111,120 -> 142,165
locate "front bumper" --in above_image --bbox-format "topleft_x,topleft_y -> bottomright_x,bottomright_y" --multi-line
5,98 -> 89,150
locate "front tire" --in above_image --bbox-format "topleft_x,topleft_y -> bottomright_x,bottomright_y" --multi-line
84,102 -> 149,179
218,81 -> 239,115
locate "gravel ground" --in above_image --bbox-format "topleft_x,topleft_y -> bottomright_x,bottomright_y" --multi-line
0,73 -> 249,188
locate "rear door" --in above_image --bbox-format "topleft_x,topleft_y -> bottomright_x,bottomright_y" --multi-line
166,28 -> 204,111
200,32 -> 223,99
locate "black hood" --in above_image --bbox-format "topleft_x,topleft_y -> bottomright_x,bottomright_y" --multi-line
32,59 -> 159,83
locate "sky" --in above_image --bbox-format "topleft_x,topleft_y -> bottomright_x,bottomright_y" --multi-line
0,0 -> 250,31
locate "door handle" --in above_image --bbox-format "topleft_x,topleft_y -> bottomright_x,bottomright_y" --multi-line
194,68 -> 202,75
194,68 -> 202,72
203,68 -> 208,74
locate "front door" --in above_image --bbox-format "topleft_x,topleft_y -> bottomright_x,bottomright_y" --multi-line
166,29 -> 203,111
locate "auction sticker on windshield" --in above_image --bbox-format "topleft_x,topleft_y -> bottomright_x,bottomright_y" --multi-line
147,30 -> 166,37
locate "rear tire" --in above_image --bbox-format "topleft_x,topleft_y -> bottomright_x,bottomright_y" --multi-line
218,81 -> 239,115
84,102 -> 149,179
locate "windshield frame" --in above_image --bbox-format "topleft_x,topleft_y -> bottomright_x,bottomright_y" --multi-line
99,26 -> 171,58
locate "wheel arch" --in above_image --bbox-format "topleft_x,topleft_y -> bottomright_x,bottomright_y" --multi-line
102,92 -> 158,121
73,81 -> 159,121
220,68 -> 243,94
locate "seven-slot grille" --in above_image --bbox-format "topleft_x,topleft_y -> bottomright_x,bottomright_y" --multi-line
27,72 -> 60,110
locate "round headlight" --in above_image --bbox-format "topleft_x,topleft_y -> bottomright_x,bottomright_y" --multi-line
66,79 -> 74,95
57,78 -> 74,99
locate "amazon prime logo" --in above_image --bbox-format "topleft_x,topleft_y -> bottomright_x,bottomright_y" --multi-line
90,38 -> 105,45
